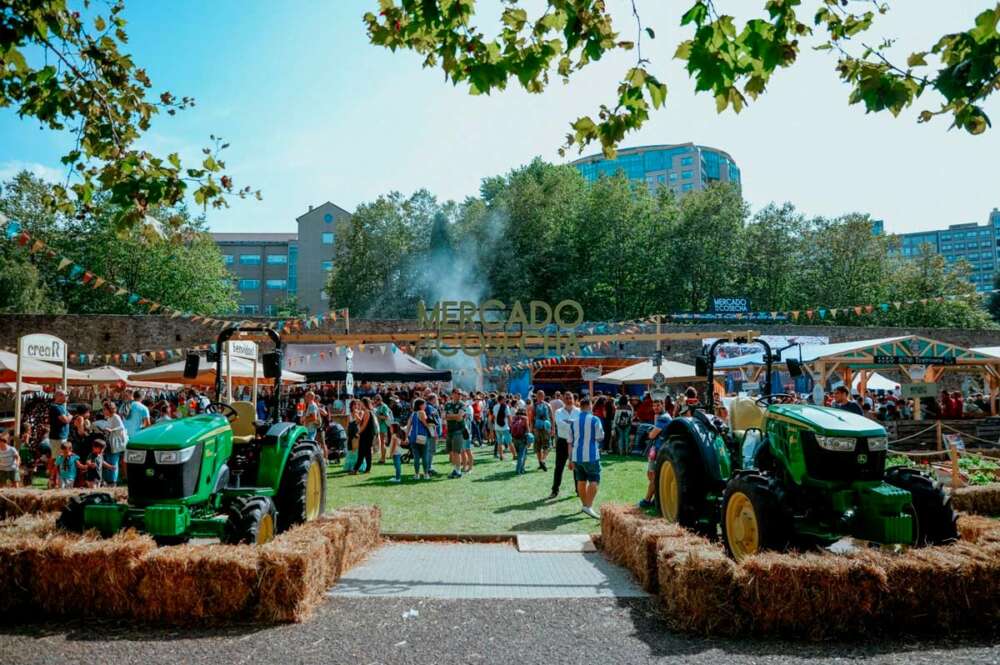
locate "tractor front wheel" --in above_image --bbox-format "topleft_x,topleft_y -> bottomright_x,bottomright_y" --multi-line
56,492 -> 116,533
721,473 -> 789,562
276,439 -> 327,532
884,466 -> 958,546
223,495 -> 277,545
654,436 -> 715,537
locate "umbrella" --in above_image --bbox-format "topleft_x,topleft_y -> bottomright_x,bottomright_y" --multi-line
597,359 -> 699,385
81,365 -> 182,390
0,381 -> 45,394
130,356 -> 306,386
0,350 -> 89,385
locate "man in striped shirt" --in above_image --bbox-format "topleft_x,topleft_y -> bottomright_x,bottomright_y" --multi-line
568,397 -> 604,519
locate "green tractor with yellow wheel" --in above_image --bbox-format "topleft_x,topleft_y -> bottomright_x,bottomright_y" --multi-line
58,325 -> 326,545
654,336 -> 957,561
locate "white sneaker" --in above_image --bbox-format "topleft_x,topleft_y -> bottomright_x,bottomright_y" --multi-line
389,477 -> 401,483
581,506 -> 600,520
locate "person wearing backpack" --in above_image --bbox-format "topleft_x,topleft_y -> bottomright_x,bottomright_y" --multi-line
510,406 -> 530,474
527,390 -> 555,472
491,395 -> 511,461
614,395 -> 634,455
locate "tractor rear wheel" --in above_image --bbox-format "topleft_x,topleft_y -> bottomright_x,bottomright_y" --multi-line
654,436 -> 715,536
223,495 -> 277,545
884,466 -> 958,546
276,439 -> 326,532
721,473 -> 789,562
56,492 -> 116,533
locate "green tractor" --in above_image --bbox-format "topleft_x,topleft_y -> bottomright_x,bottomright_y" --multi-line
58,325 -> 326,545
654,336 -> 957,561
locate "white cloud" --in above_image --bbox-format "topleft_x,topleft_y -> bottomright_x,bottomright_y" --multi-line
0,160 -> 65,184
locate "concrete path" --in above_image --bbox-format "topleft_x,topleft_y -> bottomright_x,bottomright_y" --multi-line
328,542 -> 647,599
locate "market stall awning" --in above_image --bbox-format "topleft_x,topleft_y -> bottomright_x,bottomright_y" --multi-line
131,356 -> 305,386
80,365 -> 182,390
852,371 -> 899,392
0,350 -> 90,385
531,357 -> 639,384
283,344 -> 451,382
0,381 -> 45,394
598,359 -> 699,385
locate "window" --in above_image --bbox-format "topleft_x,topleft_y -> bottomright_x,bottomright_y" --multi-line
322,232 -> 334,245
682,170 -> 692,180
681,156 -> 693,166
669,172 -> 678,182
681,183 -> 694,192
223,254 -> 233,265
238,279 -> 260,290
324,213 -> 333,223
264,304 -> 278,316
266,279 -> 287,290
288,244 -> 298,294
266,254 -> 288,265
322,260 -> 333,272
238,304 -> 259,315
239,254 -> 261,265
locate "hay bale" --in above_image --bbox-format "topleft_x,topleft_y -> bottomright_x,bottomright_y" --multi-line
957,513 -> 1000,544
736,550 -> 888,639
951,484 -> 1000,516
0,487 -> 128,519
598,503 -> 698,591
256,528 -> 329,622
657,540 -> 741,635
0,511 -> 61,540
134,544 -> 260,623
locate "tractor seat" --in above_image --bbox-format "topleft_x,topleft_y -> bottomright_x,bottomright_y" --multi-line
729,396 -> 764,443
230,401 -> 258,444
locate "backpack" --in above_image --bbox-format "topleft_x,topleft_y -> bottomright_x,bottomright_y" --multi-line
616,409 -> 633,429
510,415 -> 528,438
496,404 -> 507,427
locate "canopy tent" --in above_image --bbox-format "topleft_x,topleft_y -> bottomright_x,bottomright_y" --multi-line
851,371 -> 899,393
713,337 -> 911,369
0,350 -> 89,385
0,381 -> 44,394
283,344 -> 452,382
130,356 -> 306,386
81,365 -> 182,391
597,359 -> 699,385
972,346 -> 1000,358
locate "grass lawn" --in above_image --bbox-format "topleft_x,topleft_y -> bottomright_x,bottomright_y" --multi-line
324,446 -> 649,534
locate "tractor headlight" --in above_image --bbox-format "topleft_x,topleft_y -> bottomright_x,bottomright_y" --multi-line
125,449 -> 147,464
868,436 -> 888,451
154,445 -> 197,465
815,435 -> 857,452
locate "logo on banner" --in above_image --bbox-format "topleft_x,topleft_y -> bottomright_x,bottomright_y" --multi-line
19,333 -> 66,362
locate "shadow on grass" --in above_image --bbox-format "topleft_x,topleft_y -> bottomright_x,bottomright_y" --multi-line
494,495 -> 576,514
509,512 -> 592,531
470,469 -> 520,483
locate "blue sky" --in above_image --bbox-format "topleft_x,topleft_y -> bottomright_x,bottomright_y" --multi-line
1,1 -> 997,234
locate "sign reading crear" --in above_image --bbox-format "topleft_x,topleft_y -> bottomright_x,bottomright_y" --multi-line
19,333 -> 67,362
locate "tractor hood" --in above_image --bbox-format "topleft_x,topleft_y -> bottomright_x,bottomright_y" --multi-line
128,414 -> 231,450
765,404 -> 886,438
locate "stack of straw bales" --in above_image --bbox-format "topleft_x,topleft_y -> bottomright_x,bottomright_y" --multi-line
951,483 -> 1000,516
0,505 -> 381,624
601,503 -> 1000,638
0,487 -> 128,519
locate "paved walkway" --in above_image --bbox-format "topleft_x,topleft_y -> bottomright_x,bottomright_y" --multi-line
328,542 -> 647,599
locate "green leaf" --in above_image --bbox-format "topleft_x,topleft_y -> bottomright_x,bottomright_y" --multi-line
645,27 -> 656,40
907,51 -> 927,67
681,2 -> 709,26
646,79 -> 668,108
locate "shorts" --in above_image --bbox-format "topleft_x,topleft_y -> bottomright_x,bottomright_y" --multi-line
447,431 -> 465,454
462,437 -> 472,451
0,469 -> 19,484
533,428 -> 550,453
573,460 -> 601,484
647,459 -> 657,473
496,430 -> 512,446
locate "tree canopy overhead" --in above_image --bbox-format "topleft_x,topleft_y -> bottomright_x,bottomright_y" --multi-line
365,1 -> 1000,156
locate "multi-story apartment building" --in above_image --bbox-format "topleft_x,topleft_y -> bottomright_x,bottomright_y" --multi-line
893,208 -> 1000,292
211,201 -> 351,315
570,142 -> 741,195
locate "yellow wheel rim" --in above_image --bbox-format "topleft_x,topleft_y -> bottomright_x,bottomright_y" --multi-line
658,460 -> 680,521
725,491 -> 759,562
305,460 -> 323,521
256,513 -> 275,544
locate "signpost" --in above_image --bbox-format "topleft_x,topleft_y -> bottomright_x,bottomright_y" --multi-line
15,333 -> 68,443
581,366 -> 602,397
224,340 -> 258,405
345,347 -> 355,397
711,297 -> 750,314
901,382 -> 938,399
873,355 -> 956,366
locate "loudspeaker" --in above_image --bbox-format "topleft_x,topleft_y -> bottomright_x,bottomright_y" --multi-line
183,353 -> 201,379
694,355 -> 709,377
786,358 -> 804,378
262,351 -> 283,379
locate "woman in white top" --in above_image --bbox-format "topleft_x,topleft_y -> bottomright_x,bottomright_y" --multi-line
96,400 -> 128,485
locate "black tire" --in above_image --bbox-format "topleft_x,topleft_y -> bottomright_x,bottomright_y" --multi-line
154,535 -> 191,547
884,466 -> 958,546
654,436 -> 716,536
56,492 -> 116,533
721,473 -> 790,561
275,438 -> 327,532
223,495 -> 277,545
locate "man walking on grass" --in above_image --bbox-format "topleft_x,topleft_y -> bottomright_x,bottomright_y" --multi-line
444,388 -> 466,478
568,397 -> 604,520
549,391 -> 579,500
528,390 -> 555,472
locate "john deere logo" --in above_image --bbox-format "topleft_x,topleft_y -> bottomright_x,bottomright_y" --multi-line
857,454 -> 868,464
146,468 -> 155,477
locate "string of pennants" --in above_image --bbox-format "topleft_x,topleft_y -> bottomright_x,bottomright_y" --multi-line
477,341 -> 615,376
285,343 -> 399,368
1,216 -> 348,335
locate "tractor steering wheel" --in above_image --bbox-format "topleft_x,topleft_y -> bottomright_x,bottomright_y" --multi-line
755,393 -> 795,406
205,402 -> 239,422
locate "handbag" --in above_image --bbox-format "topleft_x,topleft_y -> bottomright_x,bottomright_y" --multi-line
415,434 -> 427,445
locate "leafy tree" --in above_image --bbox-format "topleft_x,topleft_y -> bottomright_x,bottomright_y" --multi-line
989,272 -> 1000,321
365,2 -> 1000,156
274,295 -> 309,318
1,1 -> 256,229
739,203 -> 807,312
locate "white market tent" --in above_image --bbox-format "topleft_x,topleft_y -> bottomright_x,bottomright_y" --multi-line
131,356 -> 306,386
851,371 -> 899,393
597,358 -> 699,385
81,365 -> 182,390
0,381 -> 45,394
0,350 -> 90,385
713,337 -> 911,369
972,346 -> 1000,359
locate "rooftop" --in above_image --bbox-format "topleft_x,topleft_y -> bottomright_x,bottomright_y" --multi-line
211,232 -> 298,243
569,142 -> 737,165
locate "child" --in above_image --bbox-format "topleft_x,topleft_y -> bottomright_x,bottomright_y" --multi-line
388,423 -> 404,483
0,429 -> 21,488
85,439 -> 114,489
34,424 -> 56,488
54,442 -> 82,489
510,407 -> 530,475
